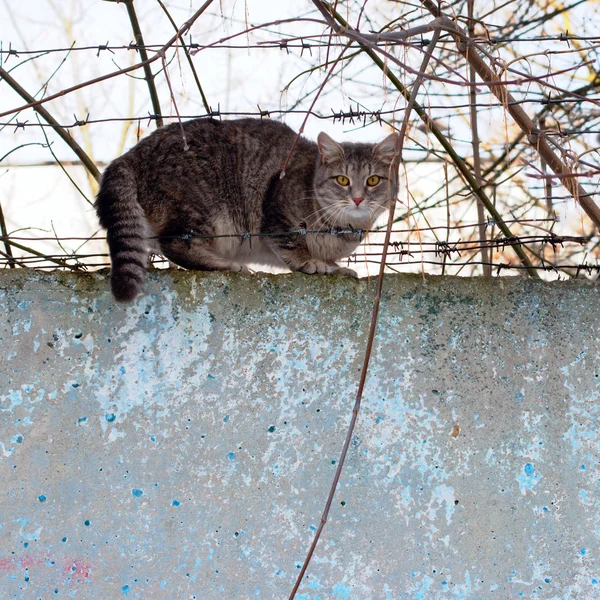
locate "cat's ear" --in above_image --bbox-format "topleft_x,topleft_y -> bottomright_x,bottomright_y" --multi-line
373,132 -> 400,163
317,132 -> 345,165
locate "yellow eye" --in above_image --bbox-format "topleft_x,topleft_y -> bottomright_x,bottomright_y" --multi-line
336,175 -> 350,186
367,175 -> 380,187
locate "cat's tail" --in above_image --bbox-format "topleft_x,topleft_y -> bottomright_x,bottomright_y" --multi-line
95,158 -> 151,302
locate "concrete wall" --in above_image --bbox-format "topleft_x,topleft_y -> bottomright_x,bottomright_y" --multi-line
1,269 -> 599,599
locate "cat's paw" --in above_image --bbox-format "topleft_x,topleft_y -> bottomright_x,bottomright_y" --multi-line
229,262 -> 251,273
299,260 -> 330,275
334,266 -> 358,278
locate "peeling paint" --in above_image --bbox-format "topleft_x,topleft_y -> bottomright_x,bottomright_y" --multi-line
1,270 -> 599,598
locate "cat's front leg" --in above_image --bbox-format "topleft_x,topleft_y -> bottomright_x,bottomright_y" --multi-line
267,239 -> 356,276
266,239 -> 326,274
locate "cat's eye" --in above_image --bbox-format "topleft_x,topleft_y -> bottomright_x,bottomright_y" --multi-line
336,175 -> 350,186
366,175 -> 381,187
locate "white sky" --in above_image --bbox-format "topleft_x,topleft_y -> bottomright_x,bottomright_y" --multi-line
1,0 -> 598,276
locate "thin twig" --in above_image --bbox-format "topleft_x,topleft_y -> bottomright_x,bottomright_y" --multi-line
0,67 -> 100,182
123,0 -> 163,127
2,238 -> 81,270
161,53 -> 188,150
35,114 -> 93,206
156,0 -> 211,114
467,0 -> 491,275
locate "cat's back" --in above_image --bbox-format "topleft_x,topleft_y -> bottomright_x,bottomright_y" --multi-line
126,117 -> 313,167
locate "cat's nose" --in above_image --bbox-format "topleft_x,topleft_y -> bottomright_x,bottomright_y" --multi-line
352,197 -> 364,206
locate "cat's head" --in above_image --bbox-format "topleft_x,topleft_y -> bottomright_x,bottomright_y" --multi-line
313,131 -> 400,229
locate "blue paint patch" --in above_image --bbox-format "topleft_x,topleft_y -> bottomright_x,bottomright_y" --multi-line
38,495 -> 46,502
581,548 -> 587,555
150,435 -> 156,442
120,366 -> 126,374
172,500 -> 180,506
132,488 -> 143,497
517,462 -> 541,495
207,373 -> 215,380
223,415 -> 229,423
84,520 -> 90,527
13,434 -> 24,443
122,584 -> 130,595
332,582 -> 352,599
105,413 -> 116,422
228,452 -> 235,460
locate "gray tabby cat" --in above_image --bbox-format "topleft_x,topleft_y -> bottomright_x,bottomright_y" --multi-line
95,118 -> 399,301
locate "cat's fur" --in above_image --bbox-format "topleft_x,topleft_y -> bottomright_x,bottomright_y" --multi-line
95,118 -> 399,301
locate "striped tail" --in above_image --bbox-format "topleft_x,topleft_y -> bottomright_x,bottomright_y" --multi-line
95,159 -> 150,302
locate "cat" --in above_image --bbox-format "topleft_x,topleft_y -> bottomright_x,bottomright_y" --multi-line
95,118 -> 399,302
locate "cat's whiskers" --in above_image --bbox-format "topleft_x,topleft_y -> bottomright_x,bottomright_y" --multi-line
304,202 -> 344,230
310,202 -> 348,231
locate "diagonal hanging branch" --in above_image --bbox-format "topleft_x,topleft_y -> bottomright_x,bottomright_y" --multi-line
0,66 -> 101,182
317,1 -> 540,277
288,12 -> 439,598
123,0 -> 163,128
418,0 -> 600,230
156,0 -> 211,114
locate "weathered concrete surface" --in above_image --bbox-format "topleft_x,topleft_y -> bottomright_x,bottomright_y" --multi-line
1,269 -> 599,600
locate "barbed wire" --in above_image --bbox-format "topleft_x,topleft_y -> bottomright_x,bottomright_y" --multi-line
1,225 -> 597,279
2,32 -> 600,58
2,101 -> 600,132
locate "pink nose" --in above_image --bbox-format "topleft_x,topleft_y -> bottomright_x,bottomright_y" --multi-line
353,197 -> 364,206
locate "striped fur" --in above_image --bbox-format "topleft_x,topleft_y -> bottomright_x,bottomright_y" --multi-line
95,160 -> 152,302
